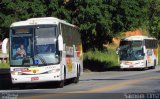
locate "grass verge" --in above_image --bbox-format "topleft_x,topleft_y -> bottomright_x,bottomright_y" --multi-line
0,63 -> 10,69
84,48 -> 119,71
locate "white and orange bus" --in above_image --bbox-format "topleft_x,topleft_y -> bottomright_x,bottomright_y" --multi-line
9,17 -> 83,88
118,36 -> 158,70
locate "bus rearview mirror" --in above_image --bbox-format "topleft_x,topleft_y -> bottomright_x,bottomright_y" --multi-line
142,53 -> 145,56
58,35 -> 63,51
116,47 -> 120,55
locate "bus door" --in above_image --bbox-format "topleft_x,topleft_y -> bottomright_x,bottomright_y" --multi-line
146,49 -> 154,66
66,46 -> 74,74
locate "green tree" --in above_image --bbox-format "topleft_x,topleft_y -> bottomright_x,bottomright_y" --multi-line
48,0 -> 71,22
148,0 -> 160,40
110,0 -> 149,33
0,0 -> 71,40
0,0 -> 159,50
70,0 -> 112,51
0,0 -> 46,39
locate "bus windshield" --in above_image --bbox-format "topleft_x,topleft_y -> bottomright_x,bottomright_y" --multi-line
10,25 -> 60,66
119,40 -> 144,61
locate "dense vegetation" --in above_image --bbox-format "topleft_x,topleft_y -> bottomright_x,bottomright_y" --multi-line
1,0 -> 160,70
84,47 -> 119,71
0,0 -> 160,51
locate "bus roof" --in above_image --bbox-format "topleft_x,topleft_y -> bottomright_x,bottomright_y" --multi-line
10,17 -> 76,27
122,36 -> 156,41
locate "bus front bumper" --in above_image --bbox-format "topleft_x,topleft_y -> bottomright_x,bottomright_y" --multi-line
120,60 -> 145,69
11,73 -> 62,84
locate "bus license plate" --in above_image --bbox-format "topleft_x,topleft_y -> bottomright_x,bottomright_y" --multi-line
31,77 -> 39,81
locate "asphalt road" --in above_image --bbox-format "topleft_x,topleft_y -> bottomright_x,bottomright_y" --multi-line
1,67 -> 160,99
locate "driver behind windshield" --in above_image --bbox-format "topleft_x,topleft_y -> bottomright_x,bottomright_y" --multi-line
16,44 -> 26,58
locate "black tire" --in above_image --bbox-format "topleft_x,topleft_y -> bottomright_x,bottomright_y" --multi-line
73,66 -> 80,83
151,60 -> 156,69
58,80 -> 64,88
58,68 -> 66,88
142,61 -> 147,71
18,83 -> 26,89
120,68 -> 124,71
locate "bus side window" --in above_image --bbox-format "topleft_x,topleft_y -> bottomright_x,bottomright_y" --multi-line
147,50 -> 152,56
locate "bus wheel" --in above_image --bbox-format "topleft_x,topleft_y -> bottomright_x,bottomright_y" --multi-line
18,84 -> 26,89
120,68 -> 124,71
58,69 -> 66,88
151,60 -> 156,69
58,80 -> 64,88
73,66 -> 80,83
142,61 -> 147,71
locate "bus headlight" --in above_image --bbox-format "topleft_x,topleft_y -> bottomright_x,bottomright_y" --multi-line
11,71 -> 16,75
48,70 -> 54,73
48,69 -> 60,74
55,69 -> 60,72
11,71 -> 22,75
18,72 -> 22,75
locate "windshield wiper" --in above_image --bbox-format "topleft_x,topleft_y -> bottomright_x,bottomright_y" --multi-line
35,54 -> 47,65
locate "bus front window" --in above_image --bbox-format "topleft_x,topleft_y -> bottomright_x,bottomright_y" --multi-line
10,28 -> 33,66
10,25 -> 59,66
34,26 -> 59,65
119,41 -> 144,61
